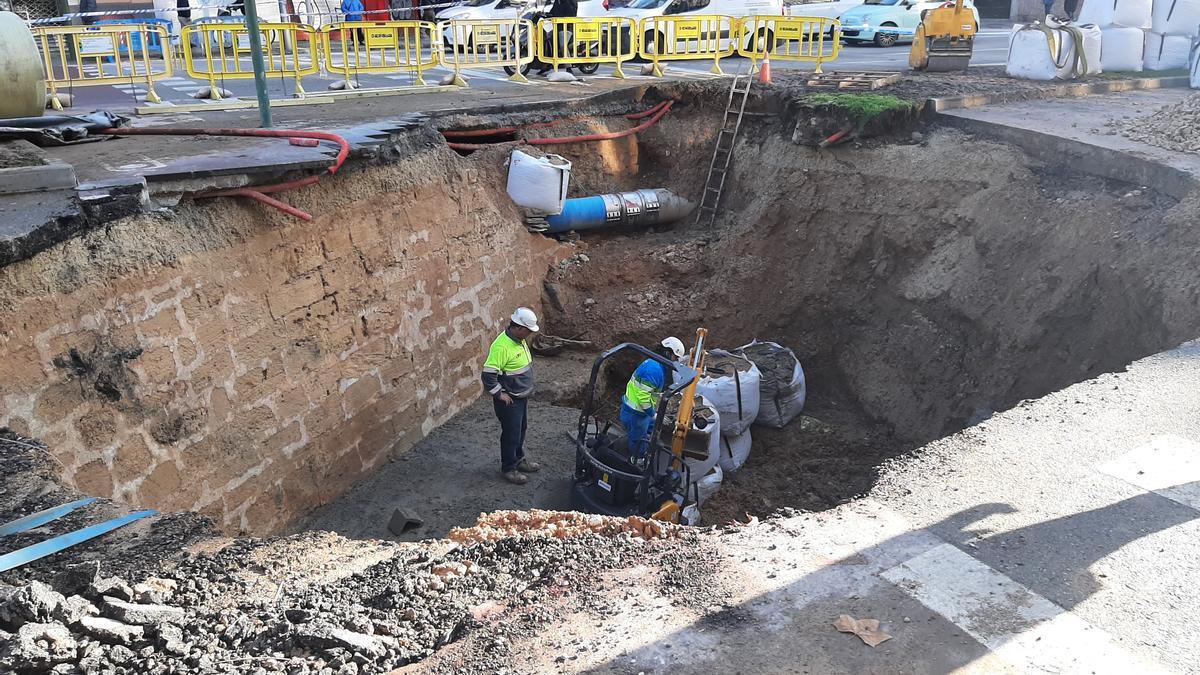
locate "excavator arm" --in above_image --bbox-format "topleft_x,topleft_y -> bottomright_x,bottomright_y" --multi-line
649,327 -> 708,523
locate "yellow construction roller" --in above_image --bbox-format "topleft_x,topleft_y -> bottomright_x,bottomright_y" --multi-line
0,11 -> 48,118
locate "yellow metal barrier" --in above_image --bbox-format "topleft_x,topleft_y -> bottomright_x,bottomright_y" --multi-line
738,16 -> 841,74
440,19 -> 536,86
182,22 -> 318,100
638,15 -> 738,76
321,21 -> 438,87
537,17 -> 638,79
33,23 -> 172,110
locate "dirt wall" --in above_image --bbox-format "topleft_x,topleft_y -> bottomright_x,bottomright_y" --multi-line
0,142 -> 566,535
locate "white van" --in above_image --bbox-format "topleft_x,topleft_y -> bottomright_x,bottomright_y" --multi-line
607,0 -> 783,53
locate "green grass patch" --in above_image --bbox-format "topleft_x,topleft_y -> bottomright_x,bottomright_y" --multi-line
1093,68 -> 1190,80
801,93 -> 917,125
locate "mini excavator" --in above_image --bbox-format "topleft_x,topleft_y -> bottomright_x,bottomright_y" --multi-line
909,0 -> 977,72
569,329 -> 708,525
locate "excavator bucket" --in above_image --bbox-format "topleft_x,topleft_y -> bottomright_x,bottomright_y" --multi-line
921,36 -> 974,71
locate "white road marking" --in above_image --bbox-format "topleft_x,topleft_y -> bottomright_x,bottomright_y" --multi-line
883,543 -> 1168,674
1099,435 -> 1200,511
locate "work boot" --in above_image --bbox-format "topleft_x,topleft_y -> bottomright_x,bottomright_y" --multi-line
502,470 -> 529,485
517,459 -> 541,473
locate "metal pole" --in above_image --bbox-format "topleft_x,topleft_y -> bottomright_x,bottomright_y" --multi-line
243,0 -> 273,127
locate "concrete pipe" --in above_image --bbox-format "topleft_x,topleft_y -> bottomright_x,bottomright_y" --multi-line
542,189 -> 695,233
0,12 -> 47,119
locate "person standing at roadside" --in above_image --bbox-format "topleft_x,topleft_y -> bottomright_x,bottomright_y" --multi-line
482,308 -> 543,485
538,0 -> 579,75
79,0 -> 97,24
340,0 -> 365,43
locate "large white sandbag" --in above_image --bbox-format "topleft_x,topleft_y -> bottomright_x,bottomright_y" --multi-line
1101,26 -> 1147,70
1008,23 -> 1062,79
1063,22 -> 1104,74
505,149 -> 572,215
1191,37 -> 1200,86
696,465 -> 723,506
695,349 -> 761,438
1153,0 -> 1200,34
718,427 -> 752,473
1077,0 -> 1116,26
661,395 -> 722,479
1113,0 -> 1153,27
1144,31 -> 1193,68
737,340 -> 806,429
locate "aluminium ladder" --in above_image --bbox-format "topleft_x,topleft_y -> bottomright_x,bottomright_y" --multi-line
695,73 -> 752,227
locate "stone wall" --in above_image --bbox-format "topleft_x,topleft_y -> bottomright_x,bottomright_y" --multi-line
0,144 -> 566,535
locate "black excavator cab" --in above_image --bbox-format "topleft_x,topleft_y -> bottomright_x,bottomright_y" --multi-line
569,342 -> 700,522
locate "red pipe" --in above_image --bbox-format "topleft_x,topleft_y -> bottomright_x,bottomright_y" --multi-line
526,100 -> 674,145
623,100 -> 670,120
98,127 -> 352,221
818,125 -> 854,148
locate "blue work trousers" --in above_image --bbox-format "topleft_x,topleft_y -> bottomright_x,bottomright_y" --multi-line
493,396 -> 527,473
620,404 -> 654,460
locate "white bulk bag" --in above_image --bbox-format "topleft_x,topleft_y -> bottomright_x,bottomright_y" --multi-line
695,349 -> 762,438
1008,24 -> 1062,80
1144,32 -> 1193,68
673,395 -> 722,479
1153,0 -> 1200,34
506,149 -> 572,215
1113,0 -> 1153,27
738,340 -> 807,429
1077,0 -> 1116,26
718,427 -> 752,473
696,465 -> 723,505
1063,22 -> 1104,75
1101,26 -> 1147,70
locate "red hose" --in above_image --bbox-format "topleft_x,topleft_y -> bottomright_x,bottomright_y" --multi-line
623,100 -> 670,120
98,127 -> 352,221
819,125 -> 854,148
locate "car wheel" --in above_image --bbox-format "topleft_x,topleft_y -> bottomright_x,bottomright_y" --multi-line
873,24 -> 899,48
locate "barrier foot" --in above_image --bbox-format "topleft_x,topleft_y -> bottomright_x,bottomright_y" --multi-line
414,75 -> 428,86
49,93 -> 64,112
651,62 -> 664,78
295,80 -> 306,98
507,70 -> 528,84
613,64 -> 626,79
145,87 -> 162,104
209,80 -> 224,100
710,60 -> 723,75
813,63 -> 824,75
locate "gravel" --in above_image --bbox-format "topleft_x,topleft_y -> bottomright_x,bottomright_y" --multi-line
1107,92 -> 1200,153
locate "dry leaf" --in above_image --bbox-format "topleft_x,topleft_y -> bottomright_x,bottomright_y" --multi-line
834,613 -> 893,647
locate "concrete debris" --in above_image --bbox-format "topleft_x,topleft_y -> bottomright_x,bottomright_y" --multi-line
55,595 -> 98,625
132,577 -> 178,604
387,507 -> 424,536
834,614 -> 893,647
1107,93 -> 1200,153
89,576 -> 134,602
1,622 -> 77,671
448,509 -> 684,543
77,615 -> 145,645
0,581 -> 65,628
101,597 -> 185,625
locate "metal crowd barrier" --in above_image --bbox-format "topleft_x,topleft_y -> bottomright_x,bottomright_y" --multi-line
638,14 -> 738,76
440,18 -> 535,85
320,20 -> 438,86
33,23 -> 173,110
738,16 -> 841,74
182,21 -> 318,99
94,18 -> 173,57
536,16 -> 638,78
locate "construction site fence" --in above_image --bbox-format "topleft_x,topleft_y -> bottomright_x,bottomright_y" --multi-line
441,19 -> 536,85
638,15 -> 738,76
320,21 -> 439,86
737,16 -> 842,74
32,22 -> 173,110
535,16 -> 639,78
181,21 -> 319,99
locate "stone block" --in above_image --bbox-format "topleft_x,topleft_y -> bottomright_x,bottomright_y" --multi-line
136,308 -> 182,341
136,345 -> 177,384
111,434 -> 153,485
266,273 -> 326,320
78,615 -> 144,645
138,461 -> 182,506
263,422 -> 303,457
74,409 -> 118,451
101,598 -> 185,626
72,459 -> 114,499
341,375 -> 381,417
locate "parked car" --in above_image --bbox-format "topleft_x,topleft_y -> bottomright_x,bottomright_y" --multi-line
785,0 -> 865,36
837,0 -> 979,47
436,0 -> 610,47
608,0 -> 783,54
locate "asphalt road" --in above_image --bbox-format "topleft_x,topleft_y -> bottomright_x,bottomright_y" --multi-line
56,24 -> 1013,113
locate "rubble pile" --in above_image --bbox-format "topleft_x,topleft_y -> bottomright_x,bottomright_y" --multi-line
1108,93 -> 1200,153
448,509 -> 685,543
0,528 -> 667,674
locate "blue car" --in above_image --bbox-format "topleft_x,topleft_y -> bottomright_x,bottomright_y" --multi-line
838,0 -> 979,47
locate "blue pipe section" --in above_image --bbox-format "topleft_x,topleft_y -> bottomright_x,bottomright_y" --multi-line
543,188 -> 694,234
0,509 -> 157,572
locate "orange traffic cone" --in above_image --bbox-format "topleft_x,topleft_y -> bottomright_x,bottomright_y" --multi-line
759,53 -> 772,85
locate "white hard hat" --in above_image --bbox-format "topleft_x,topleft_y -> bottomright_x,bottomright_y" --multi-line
661,336 -> 685,359
511,307 -> 539,332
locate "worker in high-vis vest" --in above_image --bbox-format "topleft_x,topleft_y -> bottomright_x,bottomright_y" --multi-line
620,337 -> 686,463
481,307 -> 542,484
